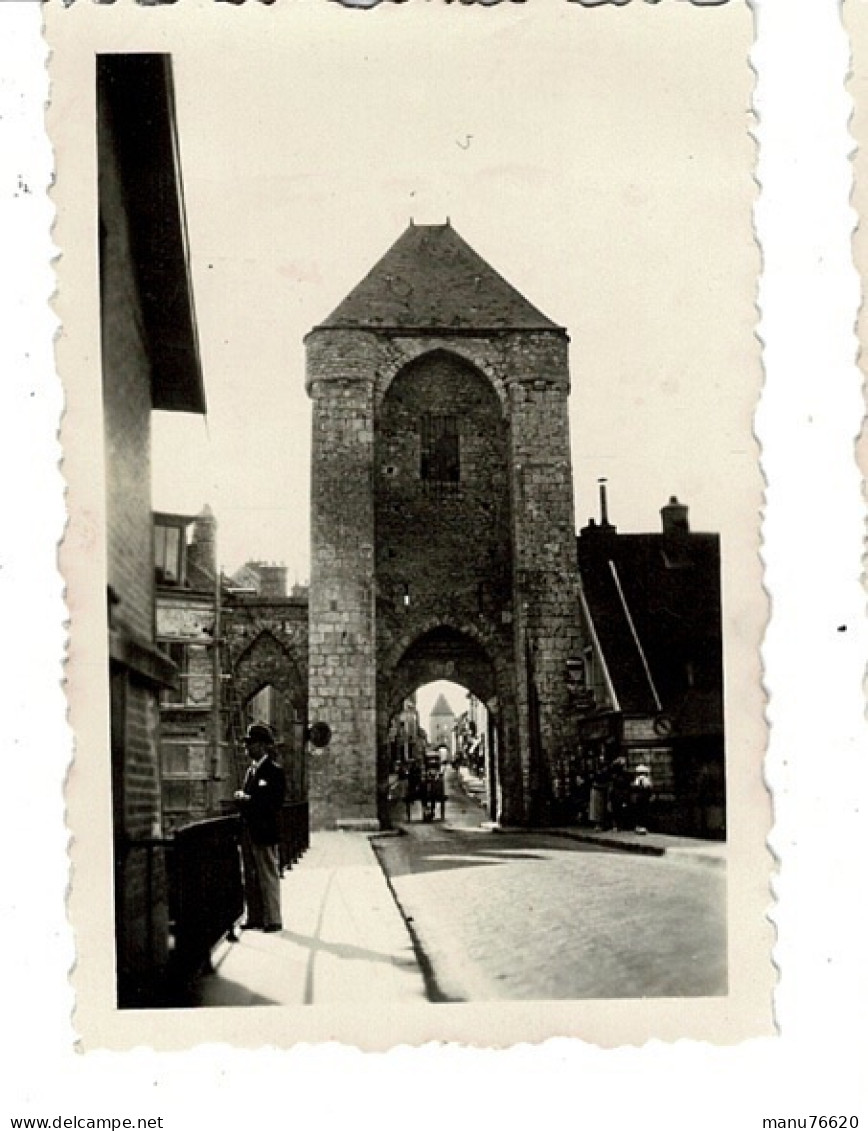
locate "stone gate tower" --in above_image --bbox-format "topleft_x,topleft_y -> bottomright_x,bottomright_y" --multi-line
305,222 -> 584,830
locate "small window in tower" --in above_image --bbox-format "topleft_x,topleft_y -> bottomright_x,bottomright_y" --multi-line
420,414 -> 460,485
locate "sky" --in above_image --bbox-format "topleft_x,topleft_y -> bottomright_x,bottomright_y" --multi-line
150,0 -> 756,587
416,680 -> 476,737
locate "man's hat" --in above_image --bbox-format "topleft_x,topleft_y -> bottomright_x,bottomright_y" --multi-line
244,723 -> 274,746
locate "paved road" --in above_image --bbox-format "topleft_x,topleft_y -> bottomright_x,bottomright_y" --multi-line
373,768 -> 727,1002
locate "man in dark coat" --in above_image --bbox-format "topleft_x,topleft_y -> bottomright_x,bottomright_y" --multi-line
234,723 -> 286,932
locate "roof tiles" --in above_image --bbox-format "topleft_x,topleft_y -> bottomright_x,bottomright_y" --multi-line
318,222 -> 560,332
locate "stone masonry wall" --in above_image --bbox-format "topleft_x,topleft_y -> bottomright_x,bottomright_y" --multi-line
506,334 -> 585,820
374,351 -> 512,642
307,333 -> 378,828
306,326 -> 584,826
224,597 -> 309,800
373,349 -> 522,821
224,596 -> 308,708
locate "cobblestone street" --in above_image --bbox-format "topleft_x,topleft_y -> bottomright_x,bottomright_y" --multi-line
373,769 -> 727,1001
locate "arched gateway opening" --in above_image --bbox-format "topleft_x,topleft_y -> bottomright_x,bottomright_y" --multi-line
305,221 -> 583,830
379,628 -> 514,825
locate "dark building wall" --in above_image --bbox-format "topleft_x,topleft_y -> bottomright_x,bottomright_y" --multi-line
578,528 -> 724,728
113,680 -> 169,986
99,81 -> 169,1002
575,511 -> 725,837
100,101 -> 155,648
99,54 -> 206,1006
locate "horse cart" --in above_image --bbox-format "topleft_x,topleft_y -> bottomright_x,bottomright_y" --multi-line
420,755 -> 446,822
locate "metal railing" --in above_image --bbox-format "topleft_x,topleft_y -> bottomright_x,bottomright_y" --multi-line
119,820 -> 243,1006
279,800 -> 310,872
168,815 -> 244,984
120,805 -> 306,1003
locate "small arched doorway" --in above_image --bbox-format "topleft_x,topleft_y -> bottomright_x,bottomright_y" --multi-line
229,630 -> 307,802
243,681 -> 307,804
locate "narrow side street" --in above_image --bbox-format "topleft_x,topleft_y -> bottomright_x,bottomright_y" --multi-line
372,768 -> 727,1001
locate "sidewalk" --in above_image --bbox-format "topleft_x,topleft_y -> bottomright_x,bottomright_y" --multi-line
457,766 -> 725,868
189,831 -> 429,1007
542,826 -> 727,868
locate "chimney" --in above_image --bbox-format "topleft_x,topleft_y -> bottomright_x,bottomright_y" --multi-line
257,564 -> 288,598
188,504 -> 217,580
596,478 -> 615,531
578,479 -> 617,541
661,495 -> 690,536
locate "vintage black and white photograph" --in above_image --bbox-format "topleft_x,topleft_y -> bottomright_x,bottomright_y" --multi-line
52,0 -> 771,1048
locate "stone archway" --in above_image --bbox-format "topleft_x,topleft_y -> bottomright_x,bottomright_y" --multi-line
385,625 -> 497,712
231,629 -> 305,711
379,623 -> 519,825
229,629 -> 307,800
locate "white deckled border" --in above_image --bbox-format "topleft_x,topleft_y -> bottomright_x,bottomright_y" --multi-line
0,0 -> 864,1121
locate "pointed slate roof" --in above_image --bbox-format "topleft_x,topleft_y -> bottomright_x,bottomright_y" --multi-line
317,222 -> 561,333
430,693 -> 455,719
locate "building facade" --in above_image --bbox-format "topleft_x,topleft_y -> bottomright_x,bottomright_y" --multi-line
99,54 -> 207,1006
154,507 -> 235,834
573,493 -> 725,837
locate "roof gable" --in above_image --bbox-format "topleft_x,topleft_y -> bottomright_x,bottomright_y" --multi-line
318,222 -> 560,333
580,554 -> 659,716
578,531 -> 723,720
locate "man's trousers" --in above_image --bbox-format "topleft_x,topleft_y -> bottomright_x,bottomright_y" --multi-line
242,838 -> 282,929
